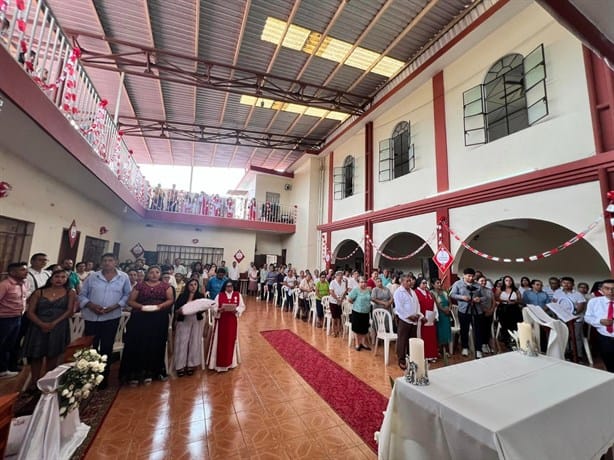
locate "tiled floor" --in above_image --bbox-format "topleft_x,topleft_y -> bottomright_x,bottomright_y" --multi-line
86,298 -> 414,459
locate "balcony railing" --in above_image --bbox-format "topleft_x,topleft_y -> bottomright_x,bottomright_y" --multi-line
0,0 -> 150,206
147,190 -> 297,225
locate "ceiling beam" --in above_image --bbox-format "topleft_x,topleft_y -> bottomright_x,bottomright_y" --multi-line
64,29 -> 371,114
117,116 -> 322,151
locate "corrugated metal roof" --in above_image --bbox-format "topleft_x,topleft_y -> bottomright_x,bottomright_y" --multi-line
46,0 -> 483,172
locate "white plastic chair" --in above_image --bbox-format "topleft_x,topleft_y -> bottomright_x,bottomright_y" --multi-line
307,293 -> 317,327
522,304 -> 569,360
112,312 -> 130,359
341,300 -> 353,346
321,296 -> 333,335
449,305 -> 461,355
256,283 -> 261,301
372,308 -> 398,366
292,288 -> 301,318
69,313 -> 85,343
272,283 -> 278,306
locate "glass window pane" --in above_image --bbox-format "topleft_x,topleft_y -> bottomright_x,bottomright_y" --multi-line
466,129 -> 486,145
524,64 -> 545,89
525,80 -> 546,107
465,114 -> 485,131
528,99 -> 548,125
524,44 -> 544,72
463,85 -> 482,105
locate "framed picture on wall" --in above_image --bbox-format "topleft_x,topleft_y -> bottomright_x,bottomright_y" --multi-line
130,243 -> 145,259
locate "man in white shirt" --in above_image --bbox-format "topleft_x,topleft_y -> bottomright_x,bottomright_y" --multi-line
585,279 -> 614,372
553,276 -> 587,360
173,258 -> 188,276
26,252 -> 50,298
393,275 -> 421,370
228,261 -> 240,291
346,270 -> 360,292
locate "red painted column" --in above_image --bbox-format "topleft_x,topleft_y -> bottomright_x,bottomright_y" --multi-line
364,221 -> 373,275
327,152 -> 334,223
364,121 -> 374,211
583,47 -> 614,154
436,207 -> 453,287
598,168 -> 614,276
433,71 -> 450,192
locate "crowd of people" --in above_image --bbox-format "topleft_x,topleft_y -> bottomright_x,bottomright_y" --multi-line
2,252 -> 614,399
247,263 -> 614,373
0,253 -> 247,395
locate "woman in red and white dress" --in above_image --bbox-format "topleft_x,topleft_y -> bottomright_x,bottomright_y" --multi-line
415,277 -> 439,360
207,280 -> 246,372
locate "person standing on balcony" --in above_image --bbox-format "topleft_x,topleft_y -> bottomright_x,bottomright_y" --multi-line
79,253 -> 132,388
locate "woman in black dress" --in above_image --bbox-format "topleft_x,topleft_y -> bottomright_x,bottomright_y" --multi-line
23,269 -> 75,392
121,266 -> 174,386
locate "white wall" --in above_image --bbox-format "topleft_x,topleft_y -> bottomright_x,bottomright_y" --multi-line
448,181 -> 608,278
119,221 -> 256,272
0,146 -> 124,263
255,174 -> 294,206
445,3 -> 594,190
331,129 -> 365,221
255,233 -> 282,257
372,80 -> 437,209
282,157 -> 322,270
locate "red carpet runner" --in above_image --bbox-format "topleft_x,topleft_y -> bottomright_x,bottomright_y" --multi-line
261,329 -> 388,453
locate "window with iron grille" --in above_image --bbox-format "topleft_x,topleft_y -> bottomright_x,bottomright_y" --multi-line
334,155 -> 355,200
156,244 -> 224,269
463,44 -> 548,146
0,216 -> 33,276
379,121 -> 415,182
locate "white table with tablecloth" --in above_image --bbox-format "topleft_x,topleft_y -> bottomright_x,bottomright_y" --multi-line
378,352 -> 614,460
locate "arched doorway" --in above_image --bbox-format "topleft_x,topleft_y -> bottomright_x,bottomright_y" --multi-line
454,219 -> 610,285
333,239 -> 364,274
374,232 -> 435,278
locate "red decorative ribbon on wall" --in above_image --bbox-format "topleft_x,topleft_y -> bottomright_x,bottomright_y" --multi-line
365,231 -> 436,261
441,217 -> 602,263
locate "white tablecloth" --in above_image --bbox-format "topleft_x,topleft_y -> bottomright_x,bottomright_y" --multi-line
378,353 -> 614,460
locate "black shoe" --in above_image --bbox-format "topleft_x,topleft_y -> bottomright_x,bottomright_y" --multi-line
355,346 -> 361,351
361,345 -> 371,351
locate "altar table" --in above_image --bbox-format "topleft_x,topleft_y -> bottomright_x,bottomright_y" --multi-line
378,352 -> 614,460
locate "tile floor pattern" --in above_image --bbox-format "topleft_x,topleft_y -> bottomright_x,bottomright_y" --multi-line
85,298 -> 471,460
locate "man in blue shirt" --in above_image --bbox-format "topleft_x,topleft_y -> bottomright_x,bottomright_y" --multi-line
522,279 -> 549,309
206,268 -> 228,300
78,253 -> 131,388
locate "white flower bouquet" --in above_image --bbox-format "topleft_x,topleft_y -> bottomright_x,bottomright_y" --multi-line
57,348 -> 107,418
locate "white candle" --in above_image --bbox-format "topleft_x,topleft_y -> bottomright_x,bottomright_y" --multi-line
409,338 -> 425,378
517,322 -> 533,351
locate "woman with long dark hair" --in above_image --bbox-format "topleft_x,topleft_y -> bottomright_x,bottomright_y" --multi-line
23,269 -> 75,392
496,275 -> 523,349
121,266 -> 174,385
174,279 -> 205,376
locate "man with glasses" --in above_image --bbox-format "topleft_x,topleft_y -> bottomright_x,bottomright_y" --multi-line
585,280 -> 614,372
450,268 -> 483,358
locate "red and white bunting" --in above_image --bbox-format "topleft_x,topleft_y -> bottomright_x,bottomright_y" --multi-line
334,241 -> 364,261
442,217 -> 602,263
366,231 -> 436,261
61,48 -> 81,116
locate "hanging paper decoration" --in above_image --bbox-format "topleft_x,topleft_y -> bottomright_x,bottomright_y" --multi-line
334,241 -> 364,261
366,230 -> 436,261
0,1 -> 9,23
442,217 -> 602,263
83,99 -> 110,160
61,47 -> 81,116
0,181 -> 12,198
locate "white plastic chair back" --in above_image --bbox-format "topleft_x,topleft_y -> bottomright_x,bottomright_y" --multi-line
308,293 -> 317,326
112,312 -> 130,359
69,313 -> 85,342
371,308 -> 398,366
321,296 -> 332,335
522,305 -> 569,360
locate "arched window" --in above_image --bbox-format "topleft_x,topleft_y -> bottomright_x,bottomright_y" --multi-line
333,155 -> 355,199
378,121 -> 415,181
463,44 -> 548,145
